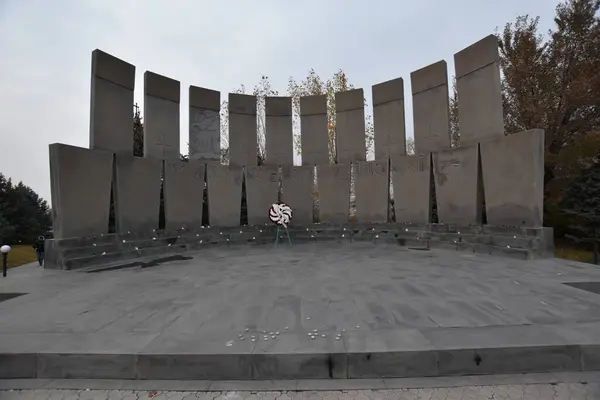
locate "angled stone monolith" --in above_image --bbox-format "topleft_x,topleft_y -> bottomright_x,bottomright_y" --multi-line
164,159 -> 206,230
207,165 -> 243,227
114,155 -> 162,233
411,61 -> 451,155
281,165 -> 313,225
454,34 -> 504,146
318,164 -> 351,223
89,50 -> 135,155
245,165 -> 280,225
265,96 -> 293,166
144,72 -> 180,160
480,129 -> 544,227
392,155 -> 431,224
229,93 -> 257,167
49,144 -> 113,238
372,78 -> 406,160
189,86 -> 220,164
354,161 -> 389,223
335,89 -> 366,163
300,95 -> 329,166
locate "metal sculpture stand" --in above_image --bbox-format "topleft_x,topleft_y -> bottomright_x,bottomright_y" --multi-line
274,224 -> 292,248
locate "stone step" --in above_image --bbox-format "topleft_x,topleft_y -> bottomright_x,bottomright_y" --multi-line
64,243 -> 187,270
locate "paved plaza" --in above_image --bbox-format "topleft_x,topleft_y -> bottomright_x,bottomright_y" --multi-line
1,243 -> 600,380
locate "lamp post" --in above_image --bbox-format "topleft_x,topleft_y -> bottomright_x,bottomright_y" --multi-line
0,245 -> 10,277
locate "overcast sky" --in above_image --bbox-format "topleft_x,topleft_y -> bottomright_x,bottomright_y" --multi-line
0,0 -> 561,204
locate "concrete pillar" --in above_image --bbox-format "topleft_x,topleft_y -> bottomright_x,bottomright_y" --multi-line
114,156 -> 162,233
265,96 -> 293,166
164,160 -> 206,230
245,166 -> 279,225
391,155 -> 431,224
335,89 -> 366,163
318,164 -> 350,224
372,78 -> 406,160
480,129 -> 544,227
49,144 -> 113,238
355,161 -> 389,223
229,93 -> 257,167
207,165 -> 243,227
454,35 -> 504,146
281,165 -> 313,225
189,86 -> 220,164
144,72 -> 180,159
300,95 -> 329,166
410,61 -> 451,155
432,144 -> 480,225
89,50 -> 135,155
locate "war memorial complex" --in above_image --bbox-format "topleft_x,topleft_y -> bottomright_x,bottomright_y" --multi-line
1,34 -> 599,384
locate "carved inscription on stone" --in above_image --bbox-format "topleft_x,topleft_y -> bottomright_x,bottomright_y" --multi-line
189,108 -> 220,162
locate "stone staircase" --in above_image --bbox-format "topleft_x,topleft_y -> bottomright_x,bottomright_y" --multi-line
44,223 -> 554,270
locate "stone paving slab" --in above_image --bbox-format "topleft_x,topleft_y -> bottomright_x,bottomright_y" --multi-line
1,243 -> 600,380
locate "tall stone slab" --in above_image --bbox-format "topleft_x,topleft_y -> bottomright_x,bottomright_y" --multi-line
281,165 -> 313,225
49,144 -> 113,239
391,155 -> 431,224
229,93 -> 257,167
480,129 -> 544,227
300,95 -> 329,165
189,86 -> 220,163
89,50 -> 135,155
411,61 -> 451,155
164,160 -> 206,230
432,145 -> 480,225
245,165 -> 279,225
372,78 -> 406,160
318,164 -> 350,224
114,156 -> 162,233
335,89 -> 366,163
265,97 -> 293,166
354,161 -> 389,223
454,35 -> 504,146
144,72 -> 180,159
207,165 -> 243,227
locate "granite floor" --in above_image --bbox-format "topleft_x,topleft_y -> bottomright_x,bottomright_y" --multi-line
1,242 -> 600,378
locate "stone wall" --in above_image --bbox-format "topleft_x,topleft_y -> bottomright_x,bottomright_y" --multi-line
48,37 -> 547,257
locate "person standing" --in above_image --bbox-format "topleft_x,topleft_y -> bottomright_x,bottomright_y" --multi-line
32,236 -> 45,267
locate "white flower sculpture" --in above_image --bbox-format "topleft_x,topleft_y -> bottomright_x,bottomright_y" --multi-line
269,203 -> 293,227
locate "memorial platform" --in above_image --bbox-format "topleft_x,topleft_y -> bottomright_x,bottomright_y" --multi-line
1,242 -> 599,381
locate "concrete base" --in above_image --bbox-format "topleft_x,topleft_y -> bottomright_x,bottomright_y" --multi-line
43,223 -> 555,271
2,242 -> 599,381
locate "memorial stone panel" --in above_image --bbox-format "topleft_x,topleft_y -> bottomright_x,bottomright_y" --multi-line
265,96 -> 293,166
354,161 -> 389,223
114,155 -> 162,233
229,93 -> 257,167
189,86 -> 220,163
207,165 -> 243,227
411,61 -> 451,154
300,95 -> 329,166
432,145 -> 480,225
391,155 -> 431,224
281,165 -> 313,225
245,165 -> 280,225
89,50 -> 135,155
335,89 -> 366,163
480,129 -> 544,227
164,160 -> 206,230
372,78 -> 406,160
49,144 -> 113,239
318,164 -> 351,224
455,35 -> 504,146
144,71 -> 181,160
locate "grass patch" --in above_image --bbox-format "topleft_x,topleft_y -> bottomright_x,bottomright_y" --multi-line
555,244 -> 597,264
4,244 -> 37,269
